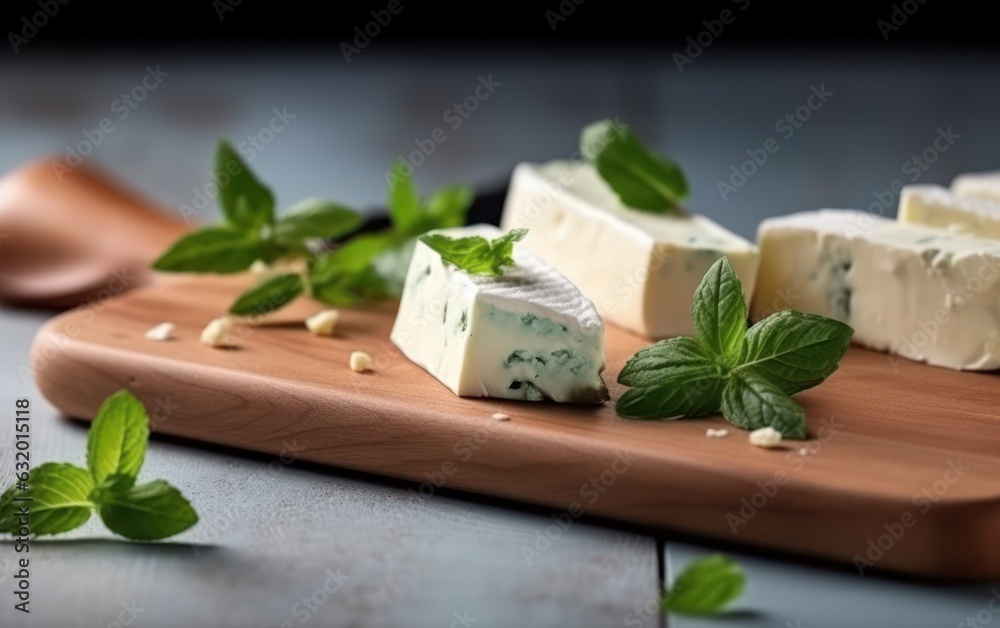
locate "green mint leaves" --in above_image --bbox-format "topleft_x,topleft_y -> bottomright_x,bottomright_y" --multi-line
662,554 -> 746,616
616,258 -> 853,439
419,228 -> 527,276
581,119 -> 690,213
0,390 -> 198,540
152,141 -> 473,317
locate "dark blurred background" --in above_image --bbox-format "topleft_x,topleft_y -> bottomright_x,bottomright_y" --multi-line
0,0 -> 996,239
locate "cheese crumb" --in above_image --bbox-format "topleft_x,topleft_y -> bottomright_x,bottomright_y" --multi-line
749,427 -> 783,448
705,428 -> 729,438
350,351 -> 373,372
306,310 -> 340,336
492,412 -> 511,421
201,317 -> 234,348
145,322 -> 175,341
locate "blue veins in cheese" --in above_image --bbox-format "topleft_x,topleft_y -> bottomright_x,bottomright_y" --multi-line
752,209 -> 1000,371
390,224 -> 608,403
500,161 -> 759,339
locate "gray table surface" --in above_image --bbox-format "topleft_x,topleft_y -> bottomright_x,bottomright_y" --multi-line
2,50 -> 999,627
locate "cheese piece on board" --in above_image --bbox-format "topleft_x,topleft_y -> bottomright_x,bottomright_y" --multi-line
752,209 -> 1000,370
899,184 -> 1000,239
500,161 -> 759,339
952,171 -> 1000,204
390,224 -> 608,403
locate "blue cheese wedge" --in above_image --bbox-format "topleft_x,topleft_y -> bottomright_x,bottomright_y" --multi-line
952,171 -> 1000,204
390,224 -> 608,403
500,161 -> 759,339
899,185 -> 1000,239
752,209 -> 1000,370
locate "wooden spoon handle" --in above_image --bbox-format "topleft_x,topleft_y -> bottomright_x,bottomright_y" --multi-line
0,159 -> 190,309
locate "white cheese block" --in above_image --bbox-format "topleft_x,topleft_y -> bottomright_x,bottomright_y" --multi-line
500,161 -> 759,339
952,171 -> 1000,204
898,184 -> 1000,239
752,209 -> 1000,370
390,224 -> 608,403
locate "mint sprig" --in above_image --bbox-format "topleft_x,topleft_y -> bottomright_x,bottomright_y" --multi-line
152,141 -> 473,317
662,554 -> 745,616
419,228 -> 527,276
0,390 -> 198,540
615,258 -> 853,439
581,118 -> 690,213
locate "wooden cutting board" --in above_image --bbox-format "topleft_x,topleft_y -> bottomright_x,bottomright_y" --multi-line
31,275 -> 1000,580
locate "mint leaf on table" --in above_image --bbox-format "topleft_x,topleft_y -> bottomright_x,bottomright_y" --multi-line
98,479 -> 199,541
662,554 -> 745,616
425,185 -> 474,229
581,118 -> 690,213
216,139 -> 275,231
87,390 -> 149,486
736,309 -> 854,395
387,163 -> 474,237
229,273 -> 305,316
721,373 -> 808,440
616,257 -> 853,440
152,227 -> 267,274
273,199 -> 362,243
418,228 -> 527,277
615,337 -> 724,420
0,463 -> 94,536
0,390 -> 198,541
387,161 -> 423,234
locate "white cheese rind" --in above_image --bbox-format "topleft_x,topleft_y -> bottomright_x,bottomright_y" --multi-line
752,209 -> 1000,371
899,184 -> 1000,239
390,224 -> 607,403
952,171 -> 1000,204
500,161 -> 759,339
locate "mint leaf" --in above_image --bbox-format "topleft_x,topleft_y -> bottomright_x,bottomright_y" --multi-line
615,337 -> 725,420
419,229 -> 527,276
581,118 -> 689,212
736,309 -> 853,395
98,480 -> 198,541
662,554 -> 745,615
0,463 -> 94,536
721,373 -> 807,440
216,140 -> 275,231
229,273 -> 304,316
425,185 -> 473,229
388,161 -> 422,234
274,199 -> 361,243
693,257 -> 747,365
87,390 -> 149,486
152,227 -> 265,274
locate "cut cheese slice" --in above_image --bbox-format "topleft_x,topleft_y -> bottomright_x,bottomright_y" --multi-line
500,161 -> 759,339
952,171 -> 1000,204
899,184 -> 1000,239
752,209 -> 1000,370
390,224 -> 608,403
